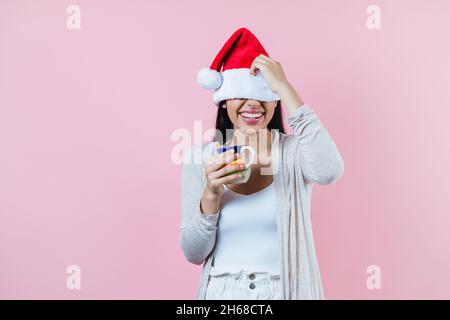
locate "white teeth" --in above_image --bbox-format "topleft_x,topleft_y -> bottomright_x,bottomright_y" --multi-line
240,112 -> 264,118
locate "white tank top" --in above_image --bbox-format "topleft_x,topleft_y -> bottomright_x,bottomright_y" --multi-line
212,182 -> 280,275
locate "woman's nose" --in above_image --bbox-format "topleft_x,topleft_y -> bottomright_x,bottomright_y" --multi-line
246,99 -> 262,106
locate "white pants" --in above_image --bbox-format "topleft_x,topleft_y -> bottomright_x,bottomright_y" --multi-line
205,266 -> 282,300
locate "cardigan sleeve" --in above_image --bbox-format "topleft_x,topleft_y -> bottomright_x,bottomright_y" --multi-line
286,104 -> 344,185
179,144 -> 220,265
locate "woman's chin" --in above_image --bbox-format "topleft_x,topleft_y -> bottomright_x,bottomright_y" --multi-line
235,126 -> 266,135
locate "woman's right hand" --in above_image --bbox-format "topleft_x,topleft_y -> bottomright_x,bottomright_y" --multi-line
203,149 -> 246,198
200,149 -> 245,215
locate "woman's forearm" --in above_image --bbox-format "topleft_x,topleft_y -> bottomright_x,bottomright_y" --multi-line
277,82 -> 305,116
200,189 -> 221,215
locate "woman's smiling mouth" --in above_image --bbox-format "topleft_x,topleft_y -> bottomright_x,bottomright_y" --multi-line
238,111 -> 266,124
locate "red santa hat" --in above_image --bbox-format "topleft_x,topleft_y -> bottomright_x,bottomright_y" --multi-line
197,27 -> 280,106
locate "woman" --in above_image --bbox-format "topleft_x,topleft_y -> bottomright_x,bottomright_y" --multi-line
180,28 -> 344,299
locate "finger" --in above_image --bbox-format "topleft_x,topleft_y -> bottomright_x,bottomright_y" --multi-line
249,60 -> 259,76
206,149 -> 235,171
206,150 -> 239,173
250,58 -> 261,75
211,161 -> 245,180
215,171 -> 245,185
255,56 -> 270,65
258,54 -> 272,62
206,149 -> 233,168
250,60 -> 267,76
258,54 -> 277,64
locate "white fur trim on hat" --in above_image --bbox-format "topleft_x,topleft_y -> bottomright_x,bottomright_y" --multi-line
212,68 -> 280,106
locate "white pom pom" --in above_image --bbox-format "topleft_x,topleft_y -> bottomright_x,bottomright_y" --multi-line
197,68 -> 222,90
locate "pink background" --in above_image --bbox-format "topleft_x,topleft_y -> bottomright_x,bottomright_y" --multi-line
1,0 -> 449,299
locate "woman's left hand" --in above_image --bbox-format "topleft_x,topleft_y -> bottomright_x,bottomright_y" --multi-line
250,54 -> 290,95
250,54 -> 305,115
